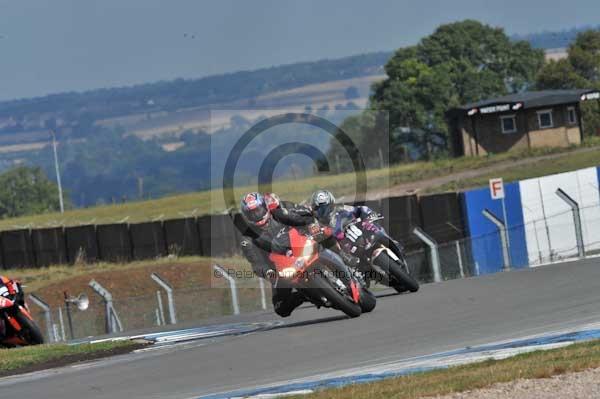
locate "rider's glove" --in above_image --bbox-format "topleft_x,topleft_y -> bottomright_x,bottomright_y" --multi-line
340,251 -> 361,267
361,220 -> 378,232
264,193 -> 281,211
265,269 -> 278,281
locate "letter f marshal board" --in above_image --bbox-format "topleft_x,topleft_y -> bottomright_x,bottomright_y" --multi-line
489,178 -> 505,200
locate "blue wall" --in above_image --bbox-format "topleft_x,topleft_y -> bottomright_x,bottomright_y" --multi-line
461,182 -> 529,274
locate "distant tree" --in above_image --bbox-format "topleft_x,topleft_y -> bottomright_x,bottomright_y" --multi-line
371,20 -> 544,142
0,166 -> 64,218
535,59 -> 588,90
536,29 -> 600,136
569,30 -> 600,82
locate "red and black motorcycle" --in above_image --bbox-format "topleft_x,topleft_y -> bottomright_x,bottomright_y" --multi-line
0,277 -> 44,347
269,226 -> 375,318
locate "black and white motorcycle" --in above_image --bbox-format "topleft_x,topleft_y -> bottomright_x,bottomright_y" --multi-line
336,214 -> 419,294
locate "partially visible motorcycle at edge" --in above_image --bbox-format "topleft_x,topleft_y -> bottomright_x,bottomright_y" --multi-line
0,278 -> 44,347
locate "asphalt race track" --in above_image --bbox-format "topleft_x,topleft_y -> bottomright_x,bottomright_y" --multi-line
2,258 -> 600,399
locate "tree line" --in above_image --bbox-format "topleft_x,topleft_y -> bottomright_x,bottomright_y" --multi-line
326,20 -> 600,167
3,20 -> 600,219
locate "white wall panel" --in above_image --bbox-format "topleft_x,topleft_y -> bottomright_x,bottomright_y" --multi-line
519,167 -> 600,264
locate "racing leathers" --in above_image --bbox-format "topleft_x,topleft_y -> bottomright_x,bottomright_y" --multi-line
240,201 -> 315,317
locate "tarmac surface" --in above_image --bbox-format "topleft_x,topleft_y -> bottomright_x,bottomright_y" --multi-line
1,258 -> 599,399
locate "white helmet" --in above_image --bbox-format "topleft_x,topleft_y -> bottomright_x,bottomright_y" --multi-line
310,190 -> 336,223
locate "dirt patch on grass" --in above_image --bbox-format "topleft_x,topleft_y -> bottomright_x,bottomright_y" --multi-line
14,257 -> 268,338
0,342 -> 148,378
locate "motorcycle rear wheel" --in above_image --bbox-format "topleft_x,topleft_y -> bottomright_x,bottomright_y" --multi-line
378,251 -> 419,293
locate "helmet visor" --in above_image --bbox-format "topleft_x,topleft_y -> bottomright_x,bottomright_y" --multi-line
315,203 -> 333,221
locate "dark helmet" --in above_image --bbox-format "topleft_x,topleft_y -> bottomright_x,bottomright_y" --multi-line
241,192 -> 270,227
310,190 -> 336,223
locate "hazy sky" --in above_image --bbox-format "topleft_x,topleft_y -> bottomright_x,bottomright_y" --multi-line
0,0 -> 599,101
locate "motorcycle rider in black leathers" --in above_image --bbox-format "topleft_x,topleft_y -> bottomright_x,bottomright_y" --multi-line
309,189 -> 411,287
309,189 -> 375,246
239,192 -> 315,317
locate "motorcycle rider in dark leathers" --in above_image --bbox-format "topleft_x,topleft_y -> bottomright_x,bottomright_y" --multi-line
310,190 -> 375,240
239,192 -> 315,317
309,189 -> 406,283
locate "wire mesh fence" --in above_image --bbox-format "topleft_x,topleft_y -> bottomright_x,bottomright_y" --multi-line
22,199 -> 600,343
27,282 -> 272,342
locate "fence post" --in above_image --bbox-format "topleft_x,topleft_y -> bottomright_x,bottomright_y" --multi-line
151,273 -> 177,324
455,240 -> 465,279
28,294 -> 54,343
258,277 -> 267,310
58,307 -> 66,341
89,279 -> 123,334
213,264 -> 240,315
156,291 -> 166,325
482,209 -> 511,271
412,227 -> 442,283
556,188 -> 585,258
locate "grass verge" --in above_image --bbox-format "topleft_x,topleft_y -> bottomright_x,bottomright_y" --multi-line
5,256 -> 264,339
1,144 -> 599,230
297,339 -> 600,399
0,341 -> 144,377
429,144 -> 600,193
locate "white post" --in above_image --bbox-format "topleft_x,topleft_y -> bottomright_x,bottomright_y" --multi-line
28,294 -> 54,343
455,240 -> 465,278
501,197 -> 511,257
58,307 -> 66,341
213,264 -> 240,315
156,291 -> 166,325
50,131 -> 64,214
482,209 -> 511,271
89,279 -> 123,334
556,188 -> 585,258
412,227 -> 442,283
151,273 -> 177,324
52,324 -> 60,342
258,278 -> 267,310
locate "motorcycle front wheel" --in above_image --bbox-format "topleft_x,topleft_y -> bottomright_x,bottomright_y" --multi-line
309,272 -> 362,318
358,287 -> 376,313
16,311 -> 44,345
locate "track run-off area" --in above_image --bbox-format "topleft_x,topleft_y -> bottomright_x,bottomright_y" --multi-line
1,258 -> 600,399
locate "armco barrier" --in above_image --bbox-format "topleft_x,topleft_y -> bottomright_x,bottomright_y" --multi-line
164,217 -> 202,256
197,215 -> 211,256
0,229 -> 35,269
383,195 -> 423,251
65,225 -> 99,263
208,215 -> 240,257
130,221 -> 167,260
0,193 -> 496,269
32,227 -> 68,267
97,224 -> 132,263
